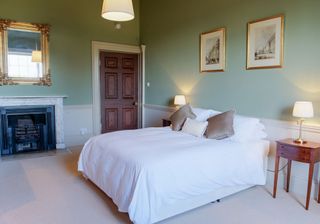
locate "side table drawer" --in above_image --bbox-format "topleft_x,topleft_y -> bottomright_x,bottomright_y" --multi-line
278,144 -> 310,162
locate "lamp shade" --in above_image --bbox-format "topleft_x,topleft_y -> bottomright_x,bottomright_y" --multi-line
174,95 -> 186,106
101,0 -> 135,22
292,101 -> 314,118
31,51 -> 42,62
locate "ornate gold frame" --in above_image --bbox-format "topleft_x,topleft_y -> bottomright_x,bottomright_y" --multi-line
0,19 -> 51,86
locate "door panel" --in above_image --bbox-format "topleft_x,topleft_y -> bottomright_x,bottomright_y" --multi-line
122,73 -> 134,99
105,108 -> 118,131
100,52 -> 138,133
105,73 -> 118,99
106,57 -> 118,68
122,58 -> 134,69
122,108 -> 136,129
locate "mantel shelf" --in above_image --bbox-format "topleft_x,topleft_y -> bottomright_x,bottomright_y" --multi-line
0,96 -> 68,99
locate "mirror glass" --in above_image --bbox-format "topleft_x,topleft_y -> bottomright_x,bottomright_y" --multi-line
7,28 -> 43,79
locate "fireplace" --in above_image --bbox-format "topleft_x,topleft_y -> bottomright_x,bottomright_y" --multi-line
0,105 -> 56,156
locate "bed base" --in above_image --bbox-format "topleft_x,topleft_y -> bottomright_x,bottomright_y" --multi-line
152,184 -> 253,223
82,172 -> 253,224
80,172 -> 89,180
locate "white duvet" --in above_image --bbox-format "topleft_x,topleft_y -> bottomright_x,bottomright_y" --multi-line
78,127 -> 269,224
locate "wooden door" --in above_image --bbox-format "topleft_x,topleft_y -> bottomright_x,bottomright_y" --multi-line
100,52 -> 139,133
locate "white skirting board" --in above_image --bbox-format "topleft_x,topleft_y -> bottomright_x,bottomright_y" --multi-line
143,104 -> 320,198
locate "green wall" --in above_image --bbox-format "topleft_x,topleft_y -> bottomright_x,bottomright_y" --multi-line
0,0 -> 140,105
141,0 -> 320,121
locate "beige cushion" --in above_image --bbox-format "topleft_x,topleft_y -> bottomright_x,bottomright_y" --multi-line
206,110 -> 235,140
181,118 -> 208,137
170,104 -> 196,131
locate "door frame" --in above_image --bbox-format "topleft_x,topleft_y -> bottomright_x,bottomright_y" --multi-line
91,41 -> 146,135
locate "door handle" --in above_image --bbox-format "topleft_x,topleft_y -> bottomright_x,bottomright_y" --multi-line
132,102 -> 138,106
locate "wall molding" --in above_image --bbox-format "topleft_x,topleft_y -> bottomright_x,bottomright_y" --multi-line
64,104 -> 93,110
144,103 -> 176,113
261,118 -> 320,135
91,41 -> 145,135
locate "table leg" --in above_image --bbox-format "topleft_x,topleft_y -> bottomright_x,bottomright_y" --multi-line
286,160 -> 292,192
273,155 -> 280,198
306,163 -> 314,210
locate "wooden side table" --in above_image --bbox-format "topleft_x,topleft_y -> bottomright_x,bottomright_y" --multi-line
273,138 -> 320,210
162,119 -> 171,127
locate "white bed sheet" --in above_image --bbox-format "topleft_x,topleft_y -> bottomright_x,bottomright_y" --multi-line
78,127 -> 269,224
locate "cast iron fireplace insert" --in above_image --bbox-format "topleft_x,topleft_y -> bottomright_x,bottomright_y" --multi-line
0,105 -> 56,156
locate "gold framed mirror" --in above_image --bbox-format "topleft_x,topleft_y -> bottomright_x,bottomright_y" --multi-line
0,19 -> 51,86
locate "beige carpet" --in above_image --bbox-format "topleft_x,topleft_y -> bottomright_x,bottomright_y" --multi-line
1,147 -> 320,224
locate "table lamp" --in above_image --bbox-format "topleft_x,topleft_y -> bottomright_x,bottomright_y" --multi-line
31,50 -> 42,62
292,101 -> 314,144
174,95 -> 186,108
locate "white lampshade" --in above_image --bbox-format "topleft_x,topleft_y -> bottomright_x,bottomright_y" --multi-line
174,95 -> 186,106
101,0 -> 135,22
292,101 -> 314,118
31,51 -> 42,62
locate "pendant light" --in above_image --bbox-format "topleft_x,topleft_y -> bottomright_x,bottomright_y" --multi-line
101,0 -> 135,22
31,39 -> 42,63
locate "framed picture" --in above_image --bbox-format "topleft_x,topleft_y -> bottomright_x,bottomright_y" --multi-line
247,15 -> 284,69
200,28 -> 225,72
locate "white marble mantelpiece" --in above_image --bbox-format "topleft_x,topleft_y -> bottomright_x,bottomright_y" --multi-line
0,96 -> 68,149
0,96 -> 68,99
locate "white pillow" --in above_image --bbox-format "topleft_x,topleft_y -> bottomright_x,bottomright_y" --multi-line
254,122 -> 268,139
192,107 -> 220,122
229,115 -> 267,142
181,118 -> 208,137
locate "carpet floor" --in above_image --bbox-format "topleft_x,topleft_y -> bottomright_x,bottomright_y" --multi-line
1,147 -> 320,224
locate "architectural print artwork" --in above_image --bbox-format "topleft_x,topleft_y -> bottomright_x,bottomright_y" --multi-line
247,15 -> 284,69
200,28 -> 225,72
254,24 -> 276,60
206,36 -> 220,64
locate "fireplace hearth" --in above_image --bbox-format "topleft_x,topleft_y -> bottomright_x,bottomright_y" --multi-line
0,106 -> 56,156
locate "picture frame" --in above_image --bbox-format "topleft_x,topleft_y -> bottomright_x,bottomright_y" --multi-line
246,15 -> 284,70
200,28 -> 225,72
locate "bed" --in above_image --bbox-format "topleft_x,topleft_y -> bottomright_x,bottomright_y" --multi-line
78,125 -> 269,224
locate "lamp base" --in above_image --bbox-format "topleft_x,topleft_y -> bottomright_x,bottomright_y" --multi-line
293,138 -> 307,144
